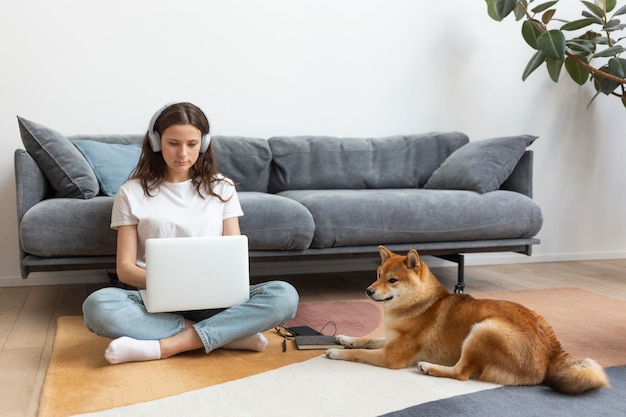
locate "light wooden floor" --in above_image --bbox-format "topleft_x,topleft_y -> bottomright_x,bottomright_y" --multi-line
1,258 -> 626,417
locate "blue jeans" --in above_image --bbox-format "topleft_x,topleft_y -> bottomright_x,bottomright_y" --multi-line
82,281 -> 299,353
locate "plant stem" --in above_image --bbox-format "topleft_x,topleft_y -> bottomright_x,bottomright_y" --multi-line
566,52 -> 626,84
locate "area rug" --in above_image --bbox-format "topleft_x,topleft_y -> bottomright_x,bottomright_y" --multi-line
38,299 -> 382,417
39,288 -> 626,417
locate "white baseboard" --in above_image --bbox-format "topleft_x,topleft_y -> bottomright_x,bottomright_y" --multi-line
459,251 -> 626,266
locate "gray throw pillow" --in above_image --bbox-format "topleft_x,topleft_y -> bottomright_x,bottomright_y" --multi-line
424,134 -> 538,193
17,117 -> 99,199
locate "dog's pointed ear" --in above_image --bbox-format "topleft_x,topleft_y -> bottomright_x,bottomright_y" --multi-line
379,245 -> 393,263
406,249 -> 421,269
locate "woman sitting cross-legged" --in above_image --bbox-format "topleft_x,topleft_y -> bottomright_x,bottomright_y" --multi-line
82,102 -> 299,364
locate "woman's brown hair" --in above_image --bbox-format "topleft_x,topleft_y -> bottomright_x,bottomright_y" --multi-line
131,102 -> 228,201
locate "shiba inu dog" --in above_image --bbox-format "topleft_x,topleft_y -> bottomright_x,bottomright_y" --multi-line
325,246 -> 609,394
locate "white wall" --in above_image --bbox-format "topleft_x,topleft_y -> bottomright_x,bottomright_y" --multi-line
1,0 -> 625,285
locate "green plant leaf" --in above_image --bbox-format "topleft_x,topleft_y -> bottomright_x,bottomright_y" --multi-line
582,11 -> 606,24
593,45 -> 625,57
606,18 -> 621,26
561,18 -> 598,31
614,4 -> 626,16
514,0 -> 528,20
522,20 -> 544,49
486,0 -> 503,21
565,56 -> 590,85
496,0 -> 520,19
546,57 -> 564,81
582,1 -> 606,19
566,39 -> 596,54
537,30 -> 566,59
605,20 -> 626,32
594,64 -> 621,94
601,0 -> 617,13
608,57 -> 626,78
522,50 -> 547,80
591,35 -> 616,45
531,1 -> 559,14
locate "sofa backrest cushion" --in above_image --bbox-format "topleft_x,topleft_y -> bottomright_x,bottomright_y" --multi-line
212,136 -> 272,192
267,132 -> 469,192
424,134 -> 538,194
17,117 -> 100,199
69,135 -> 272,194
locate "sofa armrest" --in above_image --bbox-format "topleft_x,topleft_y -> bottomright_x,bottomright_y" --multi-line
500,150 -> 533,198
14,149 -> 49,221
15,149 -> 51,278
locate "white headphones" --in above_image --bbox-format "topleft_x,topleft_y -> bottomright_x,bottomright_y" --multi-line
147,102 -> 211,153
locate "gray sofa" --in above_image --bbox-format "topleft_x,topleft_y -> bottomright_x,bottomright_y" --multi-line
14,117 -> 543,292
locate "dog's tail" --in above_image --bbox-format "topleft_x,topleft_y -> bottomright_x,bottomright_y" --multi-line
544,354 -> 609,394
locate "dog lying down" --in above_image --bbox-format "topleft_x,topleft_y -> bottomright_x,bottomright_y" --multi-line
325,246 -> 609,394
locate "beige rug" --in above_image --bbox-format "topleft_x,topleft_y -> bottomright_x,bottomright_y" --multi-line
38,289 -> 626,417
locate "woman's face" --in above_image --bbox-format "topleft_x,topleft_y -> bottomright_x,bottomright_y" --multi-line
160,123 -> 203,182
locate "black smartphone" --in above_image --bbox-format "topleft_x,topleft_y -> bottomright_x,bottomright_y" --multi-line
287,325 -> 322,336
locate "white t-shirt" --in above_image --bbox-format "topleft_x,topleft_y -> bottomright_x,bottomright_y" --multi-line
111,176 -> 243,267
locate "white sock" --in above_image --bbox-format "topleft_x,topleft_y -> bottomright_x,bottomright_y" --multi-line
223,332 -> 268,352
105,336 -> 161,364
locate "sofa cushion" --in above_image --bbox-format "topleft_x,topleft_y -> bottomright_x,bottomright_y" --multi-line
17,117 -> 99,199
19,192 -> 316,257
424,135 -> 538,193
278,189 -> 543,248
20,197 -> 118,257
268,132 -> 469,192
212,136 -> 272,192
238,192 -> 314,250
73,141 -> 142,196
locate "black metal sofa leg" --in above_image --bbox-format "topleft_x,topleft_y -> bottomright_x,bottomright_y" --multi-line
434,254 -> 465,294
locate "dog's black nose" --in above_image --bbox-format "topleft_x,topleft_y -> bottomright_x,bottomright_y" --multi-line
366,287 -> 375,297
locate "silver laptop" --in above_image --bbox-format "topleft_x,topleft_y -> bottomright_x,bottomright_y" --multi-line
140,235 -> 250,313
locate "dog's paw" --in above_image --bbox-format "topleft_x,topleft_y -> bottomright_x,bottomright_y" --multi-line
335,335 -> 356,348
416,361 -> 433,375
325,348 -> 343,360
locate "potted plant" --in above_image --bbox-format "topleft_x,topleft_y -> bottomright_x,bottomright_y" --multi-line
486,0 -> 626,108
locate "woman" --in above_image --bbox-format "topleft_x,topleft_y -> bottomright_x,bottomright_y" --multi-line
82,102 -> 299,364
